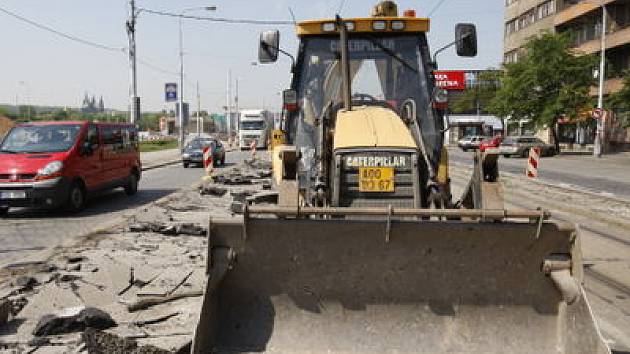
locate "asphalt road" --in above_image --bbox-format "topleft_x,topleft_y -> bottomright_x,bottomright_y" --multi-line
448,146 -> 630,200
0,150 -> 249,267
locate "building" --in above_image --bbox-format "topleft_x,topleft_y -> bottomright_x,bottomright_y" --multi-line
504,0 -> 558,63
442,70 -> 505,144
555,0 -> 630,96
503,0 -> 630,150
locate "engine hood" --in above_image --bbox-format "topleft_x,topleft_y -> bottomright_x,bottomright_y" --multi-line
333,106 -> 417,151
0,152 -> 68,174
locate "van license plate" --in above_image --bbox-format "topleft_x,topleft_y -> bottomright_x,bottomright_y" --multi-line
1,190 -> 26,199
359,167 -> 395,192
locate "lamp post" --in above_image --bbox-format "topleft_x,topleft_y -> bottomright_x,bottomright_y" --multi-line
594,1 -> 607,157
178,6 -> 216,147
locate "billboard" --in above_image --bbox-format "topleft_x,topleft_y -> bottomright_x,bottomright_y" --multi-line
434,71 -> 466,91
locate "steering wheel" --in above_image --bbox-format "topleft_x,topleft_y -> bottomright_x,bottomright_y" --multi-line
352,93 -> 378,103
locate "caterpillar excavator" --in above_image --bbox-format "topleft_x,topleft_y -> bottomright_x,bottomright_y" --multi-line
192,2 -> 610,353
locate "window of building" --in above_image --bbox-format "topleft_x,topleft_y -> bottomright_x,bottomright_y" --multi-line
537,0 -> 556,20
505,19 -> 517,36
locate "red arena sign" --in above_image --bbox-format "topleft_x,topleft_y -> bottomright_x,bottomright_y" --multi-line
434,71 -> 466,91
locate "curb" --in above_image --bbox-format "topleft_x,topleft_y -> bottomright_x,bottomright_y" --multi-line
141,159 -> 181,171
451,160 -> 630,206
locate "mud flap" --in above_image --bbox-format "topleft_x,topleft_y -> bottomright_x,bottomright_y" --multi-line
192,217 -> 610,354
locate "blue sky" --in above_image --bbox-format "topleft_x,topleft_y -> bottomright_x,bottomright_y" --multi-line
0,0 -> 503,112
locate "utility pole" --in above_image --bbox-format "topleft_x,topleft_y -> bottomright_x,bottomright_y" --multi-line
197,81 -> 201,135
594,3 -> 607,157
126,0 -> 140,125
227,70 -> 232,141
178,15 -> 186,148
235,78 -> 239,132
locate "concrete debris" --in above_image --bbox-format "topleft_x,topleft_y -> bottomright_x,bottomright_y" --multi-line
28,336 -> 51,347
231,190 -> 256,203
66,255 -> 87,264
244,158 -> 272,170
198,184 -> 228,197
14,276 -> 38,290
0,300 -> 10,326
132,312 -> 180,327
230,201 -> 245,214
82,328 -> 170,354
247,191 -> 279,205
262,179 -> 272,190
33,306 -> 116,336
67,263 -> 82,272
126,290 -> 203,312
8,295 -> 28,316
128,222 -> 206,237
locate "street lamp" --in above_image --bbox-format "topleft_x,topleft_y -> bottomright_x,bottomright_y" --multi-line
178,6 -> 216,147
594,1 -> 607,157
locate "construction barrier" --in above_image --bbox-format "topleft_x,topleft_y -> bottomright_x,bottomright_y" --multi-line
203,146 -> 213,176
250,139 -> 257,159
526,147 -> 540,178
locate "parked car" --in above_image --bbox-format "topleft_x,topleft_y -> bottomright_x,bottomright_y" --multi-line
181,137 -> 226,168
499,136 -> 557,157
0,121 -> 141,215
457,136 -> 485,151
479,135 -> 503,153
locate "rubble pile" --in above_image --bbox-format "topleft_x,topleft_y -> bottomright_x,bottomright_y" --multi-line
0,156 -> 274,352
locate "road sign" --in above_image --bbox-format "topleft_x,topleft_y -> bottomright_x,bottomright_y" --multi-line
592,108 -> 604,120
165,83 -> 177,102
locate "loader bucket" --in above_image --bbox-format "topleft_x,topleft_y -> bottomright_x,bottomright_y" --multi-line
192,214 -> 609,354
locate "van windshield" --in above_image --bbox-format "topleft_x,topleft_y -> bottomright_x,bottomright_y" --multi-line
0,124 -> 82,153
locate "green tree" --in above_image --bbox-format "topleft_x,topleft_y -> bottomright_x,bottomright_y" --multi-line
52,109 -> 69,121
451,70 -> 502,115
606,70 -> 630,128
488,32 -> 597,152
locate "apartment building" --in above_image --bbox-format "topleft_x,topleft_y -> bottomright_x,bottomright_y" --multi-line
504,0 -> 558,63
556,0 -> 630,95
503,0 -> 630,150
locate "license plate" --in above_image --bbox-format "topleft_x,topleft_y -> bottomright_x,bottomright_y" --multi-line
0,190 -> 26,199
359,167 -> 395,192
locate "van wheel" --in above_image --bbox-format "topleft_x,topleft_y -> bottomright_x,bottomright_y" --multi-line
0,206 -> 9,217
183,161 -> 189,168
67,182 -> 86,213
125,173 -> 139,196
521,149 -> 529,158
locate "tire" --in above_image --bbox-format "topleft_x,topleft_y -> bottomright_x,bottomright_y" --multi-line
0,206 -> 9,217
521,149 -> 529,158
124,173 -> 139,196
66,182 -> 86,213
462,148 -> 468,152
503,154 -> 511,158
183,161 -> 189,168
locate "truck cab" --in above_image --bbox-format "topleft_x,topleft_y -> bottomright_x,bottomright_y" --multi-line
238,109 -> 271,150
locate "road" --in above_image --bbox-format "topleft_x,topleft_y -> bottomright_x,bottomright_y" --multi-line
0,150 -> 249,267
449,146 -> 630,200
449,153 -> 630,352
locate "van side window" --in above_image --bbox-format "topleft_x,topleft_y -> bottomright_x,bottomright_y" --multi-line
103,126 -> 123,152
86,125 -> 99,147
124,126 -> 139,151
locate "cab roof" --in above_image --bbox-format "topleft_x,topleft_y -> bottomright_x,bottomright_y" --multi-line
296,17 -> 430,37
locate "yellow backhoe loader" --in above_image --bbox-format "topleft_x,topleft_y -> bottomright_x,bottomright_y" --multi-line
192,2 -> 610,353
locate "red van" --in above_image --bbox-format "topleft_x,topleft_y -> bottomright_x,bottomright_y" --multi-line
0,121 -> 141,215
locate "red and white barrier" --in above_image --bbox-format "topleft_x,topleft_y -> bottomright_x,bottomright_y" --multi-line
526,147 -> 541,178
250,139 -> 257,159
203,146 -> 213,175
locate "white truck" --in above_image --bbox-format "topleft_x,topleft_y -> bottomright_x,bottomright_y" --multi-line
238,109 -> 272,149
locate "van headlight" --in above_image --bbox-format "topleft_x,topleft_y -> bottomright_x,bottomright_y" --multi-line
36,161 -> 63,180
182,152 -> 190,158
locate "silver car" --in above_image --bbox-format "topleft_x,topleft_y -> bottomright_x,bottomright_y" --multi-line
457,135 -> 485,151
500,136 -> 557,157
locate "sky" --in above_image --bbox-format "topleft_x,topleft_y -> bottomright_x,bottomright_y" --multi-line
0,0 -> 504,113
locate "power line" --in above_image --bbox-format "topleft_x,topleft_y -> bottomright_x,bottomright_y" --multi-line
337,0 -> 348,15
138,8 -> 293,25
428,0 -> 449,17
0,5 -> 124,52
